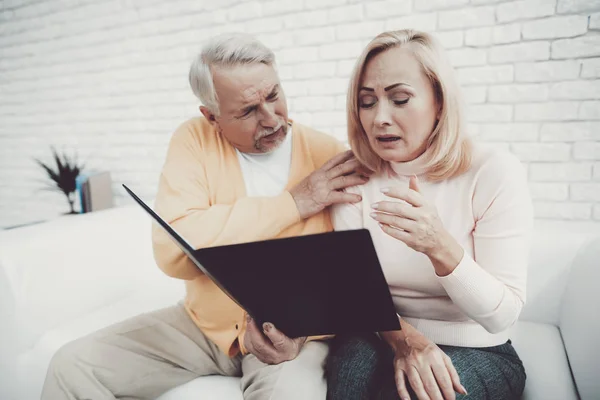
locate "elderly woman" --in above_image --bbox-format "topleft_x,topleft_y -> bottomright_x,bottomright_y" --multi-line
326,30 -> 532,400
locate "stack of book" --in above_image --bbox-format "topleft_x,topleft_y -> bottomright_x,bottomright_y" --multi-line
75,171 -> 114,213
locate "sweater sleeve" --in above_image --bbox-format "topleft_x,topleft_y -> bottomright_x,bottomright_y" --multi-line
152,123 -> 301,281
437,151 -> 533,334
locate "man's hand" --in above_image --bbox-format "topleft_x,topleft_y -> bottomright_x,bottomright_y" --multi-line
290,150 -> 370,219
244,316 -> 307,365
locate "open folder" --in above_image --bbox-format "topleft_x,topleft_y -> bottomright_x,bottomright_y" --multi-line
123,184 -> 400,338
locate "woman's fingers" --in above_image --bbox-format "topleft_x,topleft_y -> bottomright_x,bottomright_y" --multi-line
381,187 -> 424,207
395,368 -> 412,400
431,362 -> 456,400
407,366 -> 431,400
444,355 -> 468,395
372,200 -> 419,220
370,211 -> 417,231
419,365 -> 444,400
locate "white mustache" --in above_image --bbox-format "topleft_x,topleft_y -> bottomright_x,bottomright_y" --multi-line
256,123 -> 283,139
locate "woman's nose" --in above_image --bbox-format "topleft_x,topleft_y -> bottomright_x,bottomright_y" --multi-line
373,102 -> 392,127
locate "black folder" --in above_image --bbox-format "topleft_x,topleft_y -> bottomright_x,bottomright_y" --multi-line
124,184 -> 400,338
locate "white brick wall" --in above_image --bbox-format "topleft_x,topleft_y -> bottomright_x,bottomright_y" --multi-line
1,0 -> 599,227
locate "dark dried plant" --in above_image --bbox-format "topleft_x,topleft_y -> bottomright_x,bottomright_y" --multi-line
35,147 -> 84,214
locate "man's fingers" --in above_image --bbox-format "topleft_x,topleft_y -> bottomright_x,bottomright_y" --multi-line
262,323 -> 292,353
326,158 -> 362,180
245,317 -> 277,363
355,165 -> 374,178
321,150 -> 354,171
395,369 -> 411,400
329,174 -> 368,191
444,356 -> 467,395
329,191 -> 362,205
431,363 -> 456,400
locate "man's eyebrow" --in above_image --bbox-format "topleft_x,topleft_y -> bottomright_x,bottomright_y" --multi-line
239,84 -> 279,113
359,83 -> 411,91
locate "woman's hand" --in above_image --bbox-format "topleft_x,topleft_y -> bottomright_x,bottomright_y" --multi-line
370,175 -> 464,276
381,321 -> 467,400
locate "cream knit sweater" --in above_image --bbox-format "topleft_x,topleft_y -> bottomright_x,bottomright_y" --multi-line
332,143 -> 534,348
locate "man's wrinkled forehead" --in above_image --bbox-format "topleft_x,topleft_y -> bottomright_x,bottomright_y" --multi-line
212,63 -> 279,113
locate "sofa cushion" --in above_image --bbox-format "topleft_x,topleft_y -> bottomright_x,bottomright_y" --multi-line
510,321 -> 578,400
157,375 -> 243,400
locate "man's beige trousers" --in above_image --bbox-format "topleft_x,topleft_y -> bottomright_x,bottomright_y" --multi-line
41,302 -> 328,400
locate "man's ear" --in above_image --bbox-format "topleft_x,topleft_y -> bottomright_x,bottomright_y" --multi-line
200,106 -> 219,129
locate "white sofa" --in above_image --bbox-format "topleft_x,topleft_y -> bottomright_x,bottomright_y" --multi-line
1,204 -> 599,400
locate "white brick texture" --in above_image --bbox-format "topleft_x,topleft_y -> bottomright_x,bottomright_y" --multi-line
530,163 -> 593,181
522,15 -> 588,39
581,58 -> 600,78
534,202 -> 592,220
1,0 -> 599,227
497,0 -> 557,23
530,183 -> 570,200
515,60 -> 581,82
489,42 -> 550,64
552,35 -> 600,59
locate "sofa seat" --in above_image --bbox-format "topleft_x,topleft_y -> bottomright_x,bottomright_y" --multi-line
17,285 -> 578,400
510,322 -> 578,400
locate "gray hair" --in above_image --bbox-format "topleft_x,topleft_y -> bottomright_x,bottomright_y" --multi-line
189,33 -> 276,116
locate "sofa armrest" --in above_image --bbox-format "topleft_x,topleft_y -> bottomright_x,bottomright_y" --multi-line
0,262 -> 18,400
519,221 -> 600,326
0,205 -> 176,354
559,235 -> 600,400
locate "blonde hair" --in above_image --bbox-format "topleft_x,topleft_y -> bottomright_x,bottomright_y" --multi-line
347,30 -> 472,181
189,33 -> 276,116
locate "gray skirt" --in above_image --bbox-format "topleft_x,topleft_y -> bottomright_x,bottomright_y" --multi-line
325,333 -> 526,400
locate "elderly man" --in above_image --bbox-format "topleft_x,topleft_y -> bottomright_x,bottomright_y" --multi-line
41,33 -> 366,400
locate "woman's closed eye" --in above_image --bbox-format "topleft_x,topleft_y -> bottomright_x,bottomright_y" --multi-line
392,98 -> 410,106
359,95 -> 377,109
359,94 -> 411,109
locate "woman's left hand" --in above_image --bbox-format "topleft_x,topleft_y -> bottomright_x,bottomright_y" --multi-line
370,175 -> 463,275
